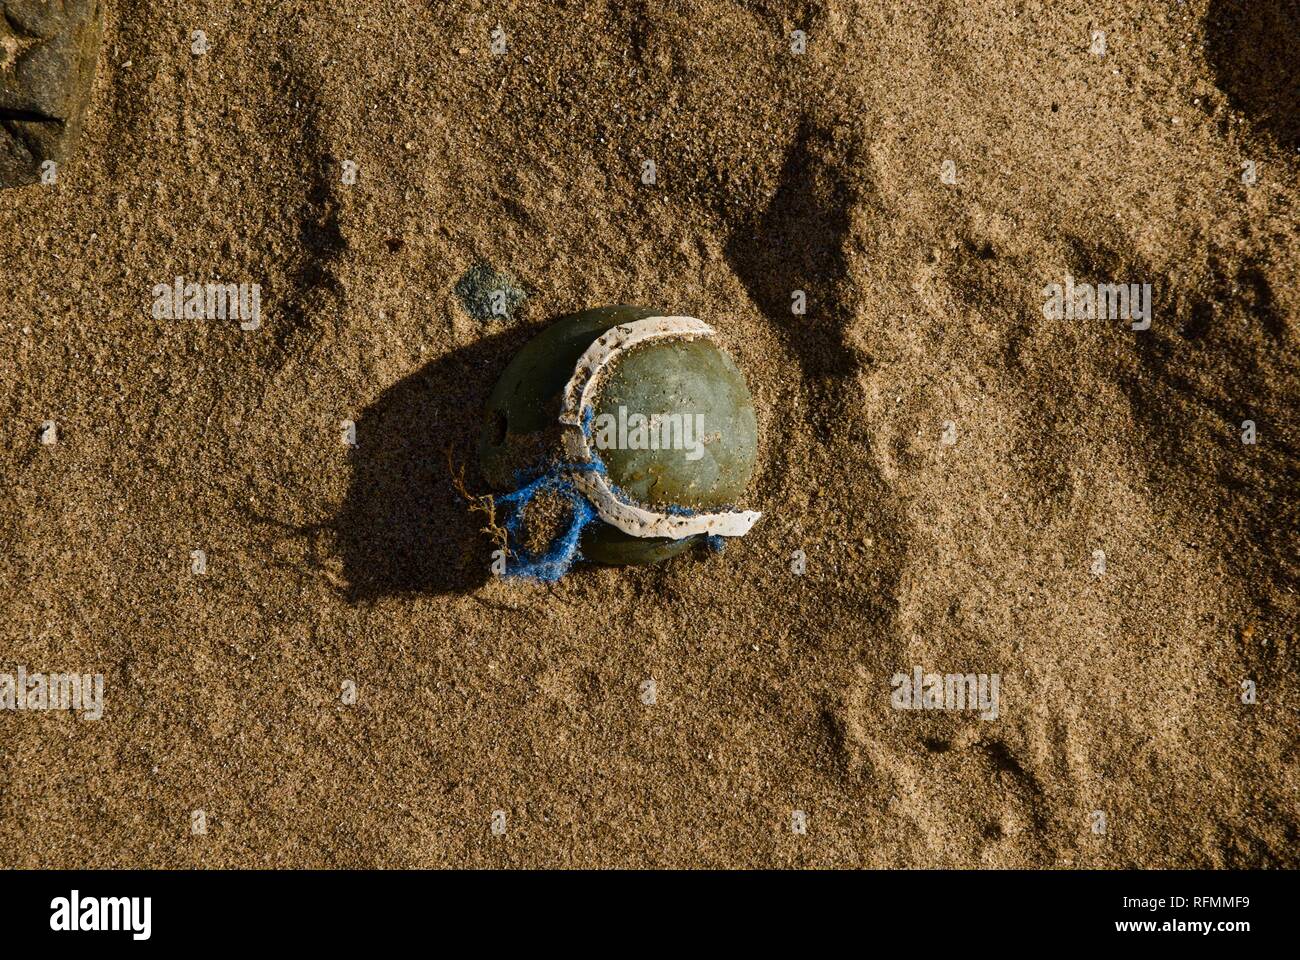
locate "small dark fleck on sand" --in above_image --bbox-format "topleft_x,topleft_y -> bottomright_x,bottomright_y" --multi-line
454,263 -> 527,323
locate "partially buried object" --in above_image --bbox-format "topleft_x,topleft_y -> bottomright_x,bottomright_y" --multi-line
478,305 -> 761,580
0,0 -> 103,189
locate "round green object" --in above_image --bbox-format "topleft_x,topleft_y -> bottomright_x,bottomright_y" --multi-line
478,306 -> 759,566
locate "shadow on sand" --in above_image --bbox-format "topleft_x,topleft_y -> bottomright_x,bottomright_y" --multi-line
334,328 -> 534,600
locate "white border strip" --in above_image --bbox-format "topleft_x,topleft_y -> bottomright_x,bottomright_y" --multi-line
559,315 -> 761,540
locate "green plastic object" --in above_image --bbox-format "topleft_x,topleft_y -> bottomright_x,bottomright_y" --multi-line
478,306 -> 759,565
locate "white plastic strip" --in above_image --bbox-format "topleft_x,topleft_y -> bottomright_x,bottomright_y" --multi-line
559,315 -> 762,540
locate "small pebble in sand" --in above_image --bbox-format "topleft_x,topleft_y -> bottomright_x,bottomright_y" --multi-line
454,264 -> 527,322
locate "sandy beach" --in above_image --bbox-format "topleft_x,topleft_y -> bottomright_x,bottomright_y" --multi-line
1,0 -> 1296,867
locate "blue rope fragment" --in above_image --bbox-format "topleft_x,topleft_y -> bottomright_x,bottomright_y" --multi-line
495,462 -> 602,583
489,429 -> 730,580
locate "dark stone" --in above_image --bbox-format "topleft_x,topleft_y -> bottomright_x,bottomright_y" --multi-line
0,0 -> 102,189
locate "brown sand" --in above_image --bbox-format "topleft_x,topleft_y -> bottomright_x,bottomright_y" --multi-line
1,0 -> 1297,868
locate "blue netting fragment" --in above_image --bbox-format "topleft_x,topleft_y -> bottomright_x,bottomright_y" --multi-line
494,462 -> 602,583
488,406 -> 725,581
